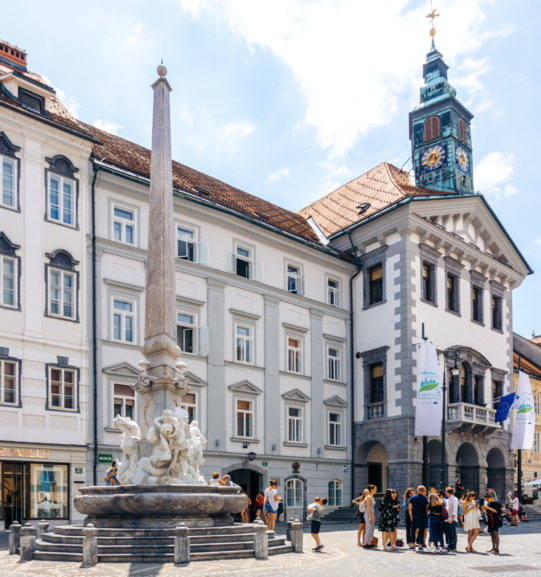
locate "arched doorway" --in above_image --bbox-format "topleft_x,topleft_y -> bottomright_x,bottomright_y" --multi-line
354,440 -> 388,496
456,442 -> 479,495
284,474 -> 307,521
486,447 -> 506,501
227,466 -> 263,522
427,440 -> 443,490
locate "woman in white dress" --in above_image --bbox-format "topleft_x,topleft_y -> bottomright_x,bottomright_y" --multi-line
463,491 -> 481,552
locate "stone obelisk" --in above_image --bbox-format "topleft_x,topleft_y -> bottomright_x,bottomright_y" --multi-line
132,64 -> 189,441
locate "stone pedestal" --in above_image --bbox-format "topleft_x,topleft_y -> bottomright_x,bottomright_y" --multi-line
290,520 -> 303,552
19,523 -> 36,562
254,523 -> 268,560
8,521 -> 21,555
174,524 -> 190,565
82,524 -> 98,567
37,520 -> 49,540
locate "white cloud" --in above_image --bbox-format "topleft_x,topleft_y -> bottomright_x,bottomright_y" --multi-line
180,0 -> 502,157
181,110 -> 194,126
221,121 -> 255,138
126,22 -> 144,45
93,120 -> 124,135
475,152 -> 518,202
55,88 -> 81,119
267,168 -> 289,183
292,122 -> 301,131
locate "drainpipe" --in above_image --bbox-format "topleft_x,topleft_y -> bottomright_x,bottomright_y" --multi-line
347,232 -> 362,501
91,163 -> 98,486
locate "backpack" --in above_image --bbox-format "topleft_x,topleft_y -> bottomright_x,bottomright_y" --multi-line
359,499 -> 367,513
441,503 -> 449,521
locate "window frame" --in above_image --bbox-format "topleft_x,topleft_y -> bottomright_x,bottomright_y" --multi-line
0,254 -> 19,310
44,156 -> 80,230
180,391 -> 197,424
112,203 -> 137,246
112,297 -> 136,344
534,394 -> 540,415
19,87 -> 44,114
0,133 -> 22,213
47,172 -> 77,228
369,362 -> 385,404
235,323 -> 254,365
286,478 -> 304,508
46,363 -> 80,413
328,480 -> 343,507
177,223 -> 197,262
458,118 -> 468,144
327,411 -> 342,447
113,382 -> 136,421
424,115 -> 440,142
327,276 -> 341,307
0,356 -> 21,407
177,310 -> 197,354
286,335 -> 303,374
472,286 -> 483,323
285,261 -> 303,295
491,294 -> 502,331
1,154 -> 18,211
47,267 -> 77,321
327,345 -> 341,382
287,405 -> 303,443
534,431 -> 540,455
234,242 -> 253,279
235,397 -> 254,439
368,264 -> 384,306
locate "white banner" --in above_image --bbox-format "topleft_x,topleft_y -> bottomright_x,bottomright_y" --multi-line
511,371 -> 535,450
415,340 -> 442,436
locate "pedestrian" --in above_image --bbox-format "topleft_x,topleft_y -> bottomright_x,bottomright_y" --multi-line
308,497 -> 327,552
362,484 -> 378,548
482,492 -> 502,555
445,486 -> 459,552
222,474 -> 239,487
240,490 -> 251,523
463,491 -> 481,552
390,490 -> 401,546
427,493 -> 445,552
352,489 -> 369,546
264,479 -> 281,531
510,493 -> 520,526
518,504 -> 529,522
409,485 -> 429,552
378,489 -> 397,551
254,492 -> 264,520
104,460 -> 120,486
277,500 -> 284,522
403,487 -> 416,549
208,472 -> 225,486
455,478 -> 465,495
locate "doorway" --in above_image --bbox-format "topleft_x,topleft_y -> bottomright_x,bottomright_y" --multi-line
2,463 -> 28,525
368,463 -> 382,490
229,469 -> 262,521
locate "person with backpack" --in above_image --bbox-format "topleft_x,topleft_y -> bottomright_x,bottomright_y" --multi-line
352,489 -> 369,546
482,492 -> 502,555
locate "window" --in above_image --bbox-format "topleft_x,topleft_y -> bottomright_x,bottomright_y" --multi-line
328,413 -> 342,446
534,432 -> 540,455
327,278 -> 340,307
369,264 -> 383,305
1,255 -> 16,307
286,478 -> 303,508
235,324 -> 253,364
113,206 -> 135,245
474,375 -> 482,406
492,380 -> 502,411
177,225 -> 196,261
177,312 -> 196,354
287,407 -> 303,443
48,173 -> 75,226
328,480 -> 343,507
424,115 -> 440,142
30,464 -> 68,519
492,295 -> 502,331
49,367 -> 76,410
327,347 -> 341,381
449,368 -> 456,404
236,399 -> 253,438
113,299 -> 135,343
369,363 -> 384,403
231,244 -> 262,280
49,269 -> 75,319
534,394 -> 540,415
458,118 -> 468,143
472,286 -> 482,322
1,156 -> 15,208
286,264 -> 302,294
422,262 -> 435,303
19,89 -> 43,113
460,364 -> 467,403
447,274 -> 458,312
113,383 -> 135,420
0,360 -> 17,405
287,337 -> 302,373
181,393 -> 197,424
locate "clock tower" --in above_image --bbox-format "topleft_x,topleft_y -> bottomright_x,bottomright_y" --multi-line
409,28 -> 474,194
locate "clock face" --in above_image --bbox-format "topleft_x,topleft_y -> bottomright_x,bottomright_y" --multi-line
455,145 -> 469,175
419,143 -> 447,175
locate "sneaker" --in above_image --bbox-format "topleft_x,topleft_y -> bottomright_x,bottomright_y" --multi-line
316,544 -> 324,551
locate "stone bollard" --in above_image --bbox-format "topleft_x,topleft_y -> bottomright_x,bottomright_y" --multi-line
82,524 -> 98,567
290,519 -> 303,553
8,521 -> 21,555
286,518 -> 294,542
253,522 -> 268,560
37,520 -> 50,541
174,523 -> 190,566
19,523 -> 36,562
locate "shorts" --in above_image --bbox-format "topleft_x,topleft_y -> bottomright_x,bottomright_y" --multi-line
255,506 -> 263,512
358,512 -> 365,524
512,510 -> 518,516
311,519 -> 322,534
264,501 -> 277,514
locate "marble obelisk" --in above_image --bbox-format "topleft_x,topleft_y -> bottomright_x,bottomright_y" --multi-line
132,64 -> 189,441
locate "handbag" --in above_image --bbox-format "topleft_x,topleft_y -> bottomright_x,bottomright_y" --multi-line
371,536 -> 379,546
441,504 -> 449,521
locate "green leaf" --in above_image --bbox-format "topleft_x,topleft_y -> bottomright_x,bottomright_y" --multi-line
518,405 -> 532,414
419,382 -> 439,393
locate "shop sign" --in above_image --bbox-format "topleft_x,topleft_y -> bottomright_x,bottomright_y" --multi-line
262,461 -> 268,467
97,453 -> 114,464
0,446 -> 50,459
74,467 -> 84,475
343,465 -> 350,472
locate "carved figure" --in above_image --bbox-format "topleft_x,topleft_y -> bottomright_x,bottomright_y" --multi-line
113,415 -> 141,485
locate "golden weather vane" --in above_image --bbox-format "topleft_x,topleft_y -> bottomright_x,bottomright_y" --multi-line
426,6 -> 440,40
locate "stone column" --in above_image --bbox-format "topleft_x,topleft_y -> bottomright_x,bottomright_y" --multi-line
264,295 -> 281,456
310,309 -> 325,458
290,519 -> 303,552
19,523 -> 36,562
253,523 -> 268,560
174,524 -> 190,565
285,518 -> 294,541
82,524 -> 98,567
8,521 -> 21,555
37,520 -> 49,540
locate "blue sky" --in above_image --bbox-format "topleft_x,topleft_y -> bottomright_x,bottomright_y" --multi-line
3,0 -> 540,339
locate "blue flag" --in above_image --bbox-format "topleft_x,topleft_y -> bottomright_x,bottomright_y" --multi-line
495,392 -> 518,423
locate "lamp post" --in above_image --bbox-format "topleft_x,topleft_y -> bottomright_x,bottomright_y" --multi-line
442,348 -> 461,491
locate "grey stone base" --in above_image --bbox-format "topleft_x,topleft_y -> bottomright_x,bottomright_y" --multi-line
84,515 -> 234,528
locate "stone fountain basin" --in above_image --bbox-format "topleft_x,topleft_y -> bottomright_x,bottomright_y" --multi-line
74,485 -> 248,527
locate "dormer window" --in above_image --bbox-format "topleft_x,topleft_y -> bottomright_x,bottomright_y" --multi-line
424,116 -> 440,142
458,118 -> 468,143
19,88 -> 43,114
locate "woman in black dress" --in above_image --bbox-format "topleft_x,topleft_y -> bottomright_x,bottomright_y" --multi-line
378,489 -> 397,550
482,491 -> 502,555
391,490 -> 401,545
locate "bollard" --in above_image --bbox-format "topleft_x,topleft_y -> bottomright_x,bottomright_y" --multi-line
286,518 -> 294,541
290,519 -> 303,553
19,523 -> 36,562
37,520 -> 49,541
253,523 -> 268,560
82,524 -> 98,567
8,521 -> 21,555
174,523 -> 190,566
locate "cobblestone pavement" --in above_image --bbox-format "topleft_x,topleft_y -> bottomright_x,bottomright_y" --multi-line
1,522 -> 540,577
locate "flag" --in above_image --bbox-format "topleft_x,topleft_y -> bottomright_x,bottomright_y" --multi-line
415,340 -> 442,436
494,392 -> 518,423
511,371 -> 535,450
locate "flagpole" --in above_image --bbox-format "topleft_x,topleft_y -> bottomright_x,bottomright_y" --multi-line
517,355 -> 522,498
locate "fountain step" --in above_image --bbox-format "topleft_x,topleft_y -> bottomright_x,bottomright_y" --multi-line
52,524 -> 255,537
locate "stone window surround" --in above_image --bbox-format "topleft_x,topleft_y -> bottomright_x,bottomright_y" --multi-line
328,479 -> 344,507
0,232 -> 21,312
490,367 -> 507,406
490,280 -> 505,333
44,155 -> 80,230
358,345 -> 389,419
325,273 -> 342,308
175,218 -> 201,262
108,376 -> 138,429
444,348 -> 495,405
283,473 -> 308,520
106,282 -> 142,345
282,389 -> 310,448
230,386 -> 260,443
44,250 -> 80,324
419,243 -> 440,306
108,197 -> 141,248
176,308 -> 198,355
470,270 -> 487,325
284,256 -> 304,295
232,237 -> 257,279
231,309 -> 257,366
0,348 -> 22,408
284,327 -> 306,376
324,396 -> 348,449
444,256 -> 463,315
0,132 -> 22,213
360,245 -> 388,310
45,358 -> 80,414
325,342 -> 343,382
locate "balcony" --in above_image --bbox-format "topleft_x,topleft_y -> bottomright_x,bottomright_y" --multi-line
366,402 -> 386,420
447,402 -> 501,435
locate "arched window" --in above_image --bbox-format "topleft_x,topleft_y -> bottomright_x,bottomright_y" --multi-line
449,368 -> 456,404
461,364 -> 468,403
458,118 -> 468,143
424,116 -> 440,142
286,478 -> 303,507
328,480 -> 343,507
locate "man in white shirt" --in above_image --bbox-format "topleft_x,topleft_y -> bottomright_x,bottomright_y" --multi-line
445,487 -> 459,552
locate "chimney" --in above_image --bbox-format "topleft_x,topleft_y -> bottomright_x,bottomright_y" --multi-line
0,40 -> 27,72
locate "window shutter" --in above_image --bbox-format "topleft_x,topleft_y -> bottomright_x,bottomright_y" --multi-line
459,118 -> 467,143
253,261 -> 263,281
298,276 -> 305,296
197,242 -> 209,264
198,327 -> 208,355
231,253 -> 237,274
424,116 -> 440,142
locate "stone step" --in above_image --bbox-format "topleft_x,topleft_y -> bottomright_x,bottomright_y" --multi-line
52,524 -> 255,537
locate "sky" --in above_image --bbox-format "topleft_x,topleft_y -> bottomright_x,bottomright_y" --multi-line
3,0 -> 540,339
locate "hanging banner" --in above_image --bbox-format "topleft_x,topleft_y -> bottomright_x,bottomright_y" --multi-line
415,340 -> 442,436
511,371 -> 535,450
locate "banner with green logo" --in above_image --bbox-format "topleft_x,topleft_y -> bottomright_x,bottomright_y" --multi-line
511,371 -> 534,450
415,340 -> 442,435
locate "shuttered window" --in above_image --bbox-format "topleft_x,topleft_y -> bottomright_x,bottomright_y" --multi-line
458,118 -> 468,143
424,116 -> 440,142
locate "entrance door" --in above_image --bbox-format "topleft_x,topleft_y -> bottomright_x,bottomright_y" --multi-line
368,463 -> 382,490
3,463 -> 27,525
229,469 -> 262,521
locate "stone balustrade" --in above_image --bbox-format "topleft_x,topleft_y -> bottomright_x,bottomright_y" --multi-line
366,402 -> 386,420
447,402 -> 500,430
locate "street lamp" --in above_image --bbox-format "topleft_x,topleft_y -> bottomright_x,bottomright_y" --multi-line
441,347 -> 461,491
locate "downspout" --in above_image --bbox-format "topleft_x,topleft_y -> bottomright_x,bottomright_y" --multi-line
348,232 -> 362,501
91,162 -> 98,486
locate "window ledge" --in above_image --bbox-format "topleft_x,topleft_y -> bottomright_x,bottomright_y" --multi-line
230,437 -> 260,444
362,300 -> 387,311
103,339 -> 140,350
279,371 -> 311,381
0,203 -> 20,213
420,298 -> 438,308
225,360 -> 265,372
324,445 -> 347,451
471,319 -> 485,327
283,441 -> 309,448
104,427 -> 121,434
445,308 -> 461,318
324,379 -> 347,386
491,327 -> 504,335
